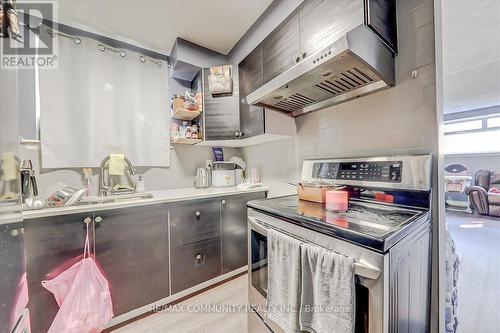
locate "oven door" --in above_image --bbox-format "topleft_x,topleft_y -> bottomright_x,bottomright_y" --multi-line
248,219 -> 285,333
248,213 -> 381,333
248,217 -> 268,313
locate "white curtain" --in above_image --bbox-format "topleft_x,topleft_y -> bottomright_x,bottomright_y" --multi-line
39,36 -> 170,168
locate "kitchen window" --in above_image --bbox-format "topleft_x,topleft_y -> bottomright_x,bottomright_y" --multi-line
487,117 -> 500,129
443,120 -> 482,134
444,114 -> 500,154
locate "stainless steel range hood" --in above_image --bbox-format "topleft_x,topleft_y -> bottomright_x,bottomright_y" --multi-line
246,25 -> 395,117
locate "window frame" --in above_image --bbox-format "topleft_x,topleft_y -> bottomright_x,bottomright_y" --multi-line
444,114 -> 500,135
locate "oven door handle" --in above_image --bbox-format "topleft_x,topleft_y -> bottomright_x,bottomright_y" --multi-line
248,216 -> 269,236
248,216 -> 381,280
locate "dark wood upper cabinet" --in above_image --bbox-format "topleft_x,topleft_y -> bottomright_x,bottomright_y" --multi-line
239,44 -> 265,139
365,0 -> 398,53
262,10 -> 300,84
202,67 -> 241,140
298,0 -> 365,59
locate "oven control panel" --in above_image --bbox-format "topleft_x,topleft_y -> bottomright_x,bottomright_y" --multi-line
312,161 -> 402,183
304,155 -> 431,191
338,161 -> 402,182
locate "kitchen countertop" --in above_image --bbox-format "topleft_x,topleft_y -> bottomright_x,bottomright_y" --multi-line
23,186 -> 269,220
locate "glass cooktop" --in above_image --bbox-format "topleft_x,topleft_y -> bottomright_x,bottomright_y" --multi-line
248,195 -> 430,252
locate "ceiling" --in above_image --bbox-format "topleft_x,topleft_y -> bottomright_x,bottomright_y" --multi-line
54,0 -> 274,55
443,0 -> 500,114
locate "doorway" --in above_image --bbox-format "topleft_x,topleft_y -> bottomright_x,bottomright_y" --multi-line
440,1 -> 500,332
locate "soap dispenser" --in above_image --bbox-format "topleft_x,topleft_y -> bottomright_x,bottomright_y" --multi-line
135,176 -> 146,193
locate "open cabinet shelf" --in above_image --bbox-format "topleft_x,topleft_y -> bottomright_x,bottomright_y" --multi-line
171,108 -> 202,121
171,138 -> 202,145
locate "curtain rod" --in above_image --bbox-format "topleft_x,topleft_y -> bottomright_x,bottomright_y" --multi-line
22,14 -> 169,63
30,24 -> 167,68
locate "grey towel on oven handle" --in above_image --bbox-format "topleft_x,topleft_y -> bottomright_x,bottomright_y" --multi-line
299,243 -> 355,333
266,228 -> 303,333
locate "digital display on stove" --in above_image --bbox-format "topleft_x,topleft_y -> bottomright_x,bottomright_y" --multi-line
312,162 -> 339,179
337,161 -> 403,182
341,164 -> 359,171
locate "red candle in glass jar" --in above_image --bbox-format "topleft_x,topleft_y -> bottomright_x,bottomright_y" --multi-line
326,190 -> 349,212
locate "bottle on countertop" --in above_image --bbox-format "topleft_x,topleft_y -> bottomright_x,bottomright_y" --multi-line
135,176 -> 146,193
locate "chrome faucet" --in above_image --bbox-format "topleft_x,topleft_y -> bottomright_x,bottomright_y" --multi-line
98,156 -> 137,196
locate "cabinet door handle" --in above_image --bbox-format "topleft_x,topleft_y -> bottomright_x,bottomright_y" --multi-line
84,217 -> 92,224
234,131 -> 240,138
221,200 -> 226,205
195,254 -> 203,261
302,51 -> 307,59
195,211 -> 201,217
95,216 -> 103,223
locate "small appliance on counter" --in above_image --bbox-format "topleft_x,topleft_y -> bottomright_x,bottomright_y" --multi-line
229,156 -> 246,186
212,162 -> 236,187
194,167 -> 210,189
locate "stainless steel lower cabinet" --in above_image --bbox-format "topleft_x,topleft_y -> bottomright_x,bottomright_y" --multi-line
221,192 -> 266,273
170,237 -> 222,294
0,222 -> 26,333
24,213 -> 90,333
94,205 -> 170,317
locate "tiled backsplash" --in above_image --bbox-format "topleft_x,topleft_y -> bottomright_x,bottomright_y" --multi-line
242,0 -> 438,198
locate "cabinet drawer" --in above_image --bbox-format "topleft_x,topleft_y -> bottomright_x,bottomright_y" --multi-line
170,237 -> 222,294
169,199 -> 221,247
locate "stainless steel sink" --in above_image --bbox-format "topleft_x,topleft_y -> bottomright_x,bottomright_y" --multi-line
78,192 -> 153,205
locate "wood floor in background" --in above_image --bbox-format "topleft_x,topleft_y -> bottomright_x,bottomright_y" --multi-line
112,275 -> 249,333
447,211 -> 500,333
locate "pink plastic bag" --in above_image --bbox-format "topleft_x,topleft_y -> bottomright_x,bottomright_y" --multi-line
42,223 -> 114,333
